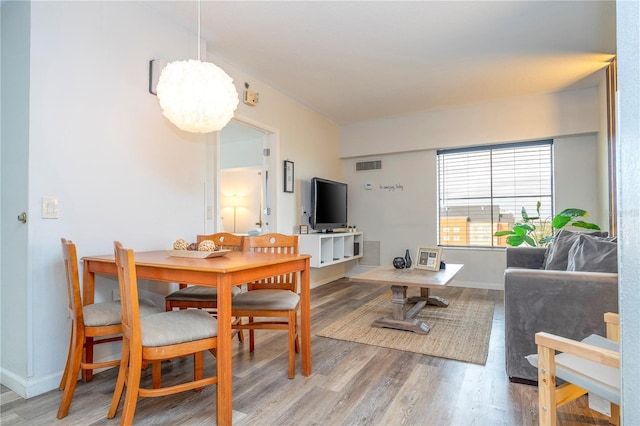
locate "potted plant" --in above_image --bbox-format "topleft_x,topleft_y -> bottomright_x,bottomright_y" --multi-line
494,202 -> 600,247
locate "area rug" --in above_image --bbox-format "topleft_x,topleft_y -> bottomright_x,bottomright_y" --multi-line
317,287 -> 495,365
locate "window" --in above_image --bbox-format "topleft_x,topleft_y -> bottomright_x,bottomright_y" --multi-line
437,141 -> 553,247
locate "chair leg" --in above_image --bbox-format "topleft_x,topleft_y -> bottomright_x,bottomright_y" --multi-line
288,310 -> 296,379
152,361 -> 162,389
194,351 -> 204,391
294,315 -> 300,354
108,340 -> 130,419
120,348 -> 143,426
537,345 -> 557,426
59,325 -> 74,391
249,317 -> 255,352
83,336 -> 95,382
236,319 -> 244,342
611,404 -> 620,426
57,328 -> 83,419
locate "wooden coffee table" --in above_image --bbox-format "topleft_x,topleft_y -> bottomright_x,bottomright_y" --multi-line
351,263 -> 463,334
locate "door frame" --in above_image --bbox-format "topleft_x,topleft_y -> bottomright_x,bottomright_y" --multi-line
206,115 -> 280,234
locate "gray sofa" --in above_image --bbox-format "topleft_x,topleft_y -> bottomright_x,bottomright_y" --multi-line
504,246 -> 618,382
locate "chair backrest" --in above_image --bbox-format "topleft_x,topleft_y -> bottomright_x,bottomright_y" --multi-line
113,241 -> 140,344
61,238 -> 84,325
243,233 -> 299,292
196,233 -> 244,251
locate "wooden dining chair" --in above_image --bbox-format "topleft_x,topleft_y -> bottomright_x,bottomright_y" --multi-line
165,233 -> 245,312
57,238 -> 161,419
108,241 -> 218,425
232,233 -> 301,378
165,233 -> 245,342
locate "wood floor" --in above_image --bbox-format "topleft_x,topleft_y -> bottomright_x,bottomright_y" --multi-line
1,279 -> 609,425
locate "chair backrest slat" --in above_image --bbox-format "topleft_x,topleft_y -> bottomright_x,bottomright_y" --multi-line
243,233 -> 299,292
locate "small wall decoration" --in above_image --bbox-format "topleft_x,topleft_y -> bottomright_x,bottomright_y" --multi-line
284,160 -> 294,193
415,247 -> 442,271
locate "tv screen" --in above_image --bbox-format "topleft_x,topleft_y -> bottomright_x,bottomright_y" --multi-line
310,177 -> 348,231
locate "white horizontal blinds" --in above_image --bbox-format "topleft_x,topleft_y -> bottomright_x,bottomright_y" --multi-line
437,141 -> 553,247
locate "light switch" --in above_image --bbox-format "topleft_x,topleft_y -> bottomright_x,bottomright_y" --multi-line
42,197 -> 59,219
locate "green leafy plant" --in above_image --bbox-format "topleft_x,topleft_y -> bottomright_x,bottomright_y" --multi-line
494,202 -> 601,247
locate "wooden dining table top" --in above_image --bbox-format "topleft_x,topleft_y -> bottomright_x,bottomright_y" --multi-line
83,249 -> 309,273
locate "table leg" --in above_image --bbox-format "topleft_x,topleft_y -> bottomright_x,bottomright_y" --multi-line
407,287 -> 449,307
371,285 -> 430,334
300,258 -> 312,376
216,276 -> 232,426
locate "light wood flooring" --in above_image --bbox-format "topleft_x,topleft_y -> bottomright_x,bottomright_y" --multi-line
1,279 -> 608,425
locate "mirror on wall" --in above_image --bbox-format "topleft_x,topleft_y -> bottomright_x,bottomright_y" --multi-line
219,121 -> 271,234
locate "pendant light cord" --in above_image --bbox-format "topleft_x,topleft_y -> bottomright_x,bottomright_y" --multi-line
197,0 -> 201,61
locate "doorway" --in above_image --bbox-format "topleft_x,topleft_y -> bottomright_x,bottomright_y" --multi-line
218,120 -> 274,234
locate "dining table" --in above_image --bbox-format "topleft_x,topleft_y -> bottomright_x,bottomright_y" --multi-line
82,249 -> 312,426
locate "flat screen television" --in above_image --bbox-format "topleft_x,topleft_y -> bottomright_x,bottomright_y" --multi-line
310,177 -> 348,232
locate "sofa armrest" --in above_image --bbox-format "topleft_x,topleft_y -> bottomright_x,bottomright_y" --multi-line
506,247 -> 547,269
504,268 -> 618,382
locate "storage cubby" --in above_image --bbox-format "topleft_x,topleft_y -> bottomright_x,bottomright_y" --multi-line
298,232 -> 363,268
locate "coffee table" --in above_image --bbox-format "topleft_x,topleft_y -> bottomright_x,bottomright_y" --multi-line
351,263 -> 463,334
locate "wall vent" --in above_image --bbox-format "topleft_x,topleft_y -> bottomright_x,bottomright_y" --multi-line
359,241 -> 381,266
355,160 -> 382,172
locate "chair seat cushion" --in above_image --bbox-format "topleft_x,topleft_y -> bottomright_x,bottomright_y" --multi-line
141,309 -> 218,347
165,285 -> 241,302
83,298 -> 160,327
526,334 -> 620,404
232,289 -> 300,311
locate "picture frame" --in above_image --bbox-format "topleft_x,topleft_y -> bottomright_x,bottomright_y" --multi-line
415,247 -> 442,271
299,224 -> 309,234
284,160 -> 294,193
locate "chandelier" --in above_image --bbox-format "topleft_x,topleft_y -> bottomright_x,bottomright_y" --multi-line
156,1 -> 238,133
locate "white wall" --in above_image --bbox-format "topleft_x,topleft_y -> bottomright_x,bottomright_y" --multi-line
206,57 -> 348,285
341,88 -> 600,157
342,87 -> 606,289
0,1 -> 342,398
208,57 -> 342,236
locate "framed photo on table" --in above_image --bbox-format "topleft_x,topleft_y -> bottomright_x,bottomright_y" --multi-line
284,160 -> 294,193
415,247 -> 442,271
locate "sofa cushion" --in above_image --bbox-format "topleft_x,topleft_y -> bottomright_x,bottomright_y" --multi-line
544,229 -> 608,271
567,234 -> 618,273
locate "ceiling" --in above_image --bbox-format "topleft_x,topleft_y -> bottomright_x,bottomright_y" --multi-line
145,1 -> 616,126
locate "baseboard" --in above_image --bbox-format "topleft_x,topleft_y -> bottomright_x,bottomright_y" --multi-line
314,267 -> 503,292
1,368 -> 27,398
1,356 -> 119,399
310,271 -> 350,288
0,368 -> 60,399
450,279 -> 503,291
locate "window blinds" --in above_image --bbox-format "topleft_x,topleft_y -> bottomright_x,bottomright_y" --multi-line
437,141 -> 553,247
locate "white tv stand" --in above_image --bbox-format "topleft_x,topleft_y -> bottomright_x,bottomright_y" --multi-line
298,232 -> 363,268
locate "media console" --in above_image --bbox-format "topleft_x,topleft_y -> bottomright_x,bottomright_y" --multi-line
298,232 -> 363,268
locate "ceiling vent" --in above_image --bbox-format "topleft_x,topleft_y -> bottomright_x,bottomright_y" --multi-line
355,160 -> 382,172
